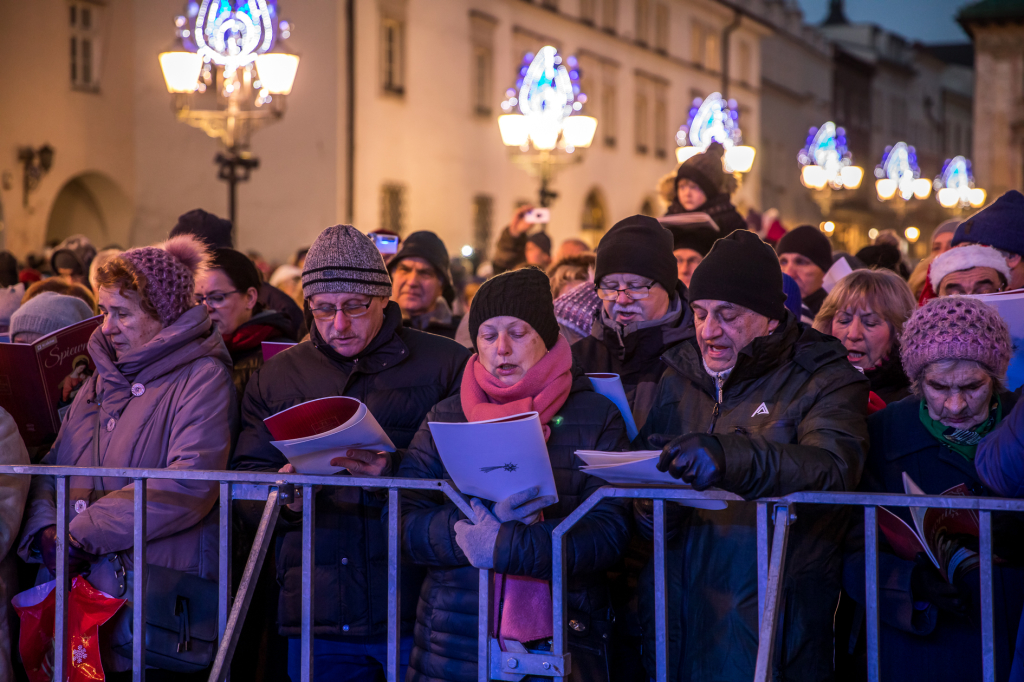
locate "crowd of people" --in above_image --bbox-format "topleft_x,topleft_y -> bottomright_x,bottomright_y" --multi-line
0,142 -> 1019,682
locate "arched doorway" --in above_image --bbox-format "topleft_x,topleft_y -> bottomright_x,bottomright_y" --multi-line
639,195 -> 657,217
581,187 -> 607,248
46,172 -> 132,249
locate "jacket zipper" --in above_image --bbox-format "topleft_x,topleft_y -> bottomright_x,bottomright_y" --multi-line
707,381 -> 723,434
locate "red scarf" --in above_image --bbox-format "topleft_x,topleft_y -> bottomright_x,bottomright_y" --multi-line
459,335 -> 572,647
223,323 -> 279,353
460,335 -> 573,440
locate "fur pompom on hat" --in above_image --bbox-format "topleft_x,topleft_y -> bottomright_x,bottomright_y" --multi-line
119,235 -> 210,325
928,244 -> 1012,291
900,296 -> 1012,384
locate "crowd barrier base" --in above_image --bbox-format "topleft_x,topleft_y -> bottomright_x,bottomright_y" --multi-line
4,465 -> 1023,682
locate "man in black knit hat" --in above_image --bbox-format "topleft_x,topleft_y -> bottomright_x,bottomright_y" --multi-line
635,229 -> 869,682
387,231 -> 462,339
776,224 -> 834,319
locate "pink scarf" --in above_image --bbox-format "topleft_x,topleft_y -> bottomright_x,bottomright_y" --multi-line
459,335 -> 573,647
460,335 -> 573,440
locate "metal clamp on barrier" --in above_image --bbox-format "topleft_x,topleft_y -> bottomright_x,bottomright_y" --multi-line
489,640 -> 570,680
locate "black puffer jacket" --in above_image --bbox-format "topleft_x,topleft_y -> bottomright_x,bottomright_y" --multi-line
571,283 -> 693,432
395,370 -> 632,682
636,313 -> 869,682
258,281 -> 306,339
224,309 -> 296,401
231,302 -> 470,638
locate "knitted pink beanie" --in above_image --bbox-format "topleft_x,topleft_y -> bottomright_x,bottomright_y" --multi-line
119,235 -> 210,325
900,296 -> 1012,382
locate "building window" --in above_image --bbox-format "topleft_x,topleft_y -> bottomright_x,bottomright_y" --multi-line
70,1 -> 101,91
381,184 -> 405,234
738,41 -> 752,85
582,189 -> 607,236
654,84 -> 667,159
602,0 -> 618,34
691,21 -> 719,71
602,65 -> 618,148
381,17 -> 405,95
580,0 -> 597,24
640,197 -> 656,216
473,195 -> 493,259
472,46 -> 492,116
654,3 -> 669,53
634,0 -> 649,46
635,85 -> 649,155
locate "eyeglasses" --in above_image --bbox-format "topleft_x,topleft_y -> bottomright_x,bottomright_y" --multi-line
309,302 -> 373,320
596,286 -> 652,301
195,290 -> 241,308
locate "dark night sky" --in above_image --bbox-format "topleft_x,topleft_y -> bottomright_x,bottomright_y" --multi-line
795,0 -> 978,44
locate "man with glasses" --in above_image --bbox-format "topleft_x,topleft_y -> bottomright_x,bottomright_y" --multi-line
572,215 -> 694,434
569,215 -> 694,682
231,225 -> 470,682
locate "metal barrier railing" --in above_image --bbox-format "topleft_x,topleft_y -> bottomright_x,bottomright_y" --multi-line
3,465 -> 1022,682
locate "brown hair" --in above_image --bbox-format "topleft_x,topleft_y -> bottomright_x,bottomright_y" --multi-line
93,256 -> 161,321
23,278 -> 97,314
813,268 -> 915,338
546,253 -> 596,298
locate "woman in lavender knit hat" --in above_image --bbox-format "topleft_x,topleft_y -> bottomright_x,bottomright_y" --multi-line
840,295 -> 1024,682
17,235 -> 235,677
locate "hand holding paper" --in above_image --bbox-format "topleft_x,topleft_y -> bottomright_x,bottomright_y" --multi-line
329,448 -> 390,477
494,486 -> 557,525
454,499 -> 500,569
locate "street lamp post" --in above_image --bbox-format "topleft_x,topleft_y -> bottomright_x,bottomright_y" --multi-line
158,1 -> 299,233
497,47 -> 598,208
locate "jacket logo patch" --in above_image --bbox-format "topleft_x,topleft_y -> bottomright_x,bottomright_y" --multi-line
751,403 -> 770,417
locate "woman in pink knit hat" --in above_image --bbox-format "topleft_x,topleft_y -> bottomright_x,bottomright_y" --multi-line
839,296 -> 1024,682
17,235 -> 234,679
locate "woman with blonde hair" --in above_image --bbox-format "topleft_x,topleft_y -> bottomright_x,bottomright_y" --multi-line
813,268 -> 916,403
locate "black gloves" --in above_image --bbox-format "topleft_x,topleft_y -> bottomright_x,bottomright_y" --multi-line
652,433 -> 726,490
911,554 -> 968,615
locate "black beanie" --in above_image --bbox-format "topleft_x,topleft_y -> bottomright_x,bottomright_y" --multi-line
527,231 -> 552,256
468,268 -> 560,350
668,226 -> 719,257
170,209 -> 234,249
388,231 -> 454,303
675,142 -> 725,199
776,224 -> 832,274
688,230 -> 787,320
595,215 -> 678,294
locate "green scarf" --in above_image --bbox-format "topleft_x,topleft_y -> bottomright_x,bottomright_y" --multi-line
919,395 -> 1003,461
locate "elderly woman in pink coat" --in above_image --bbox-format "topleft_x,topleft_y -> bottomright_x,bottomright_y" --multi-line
17,235 -> 235,678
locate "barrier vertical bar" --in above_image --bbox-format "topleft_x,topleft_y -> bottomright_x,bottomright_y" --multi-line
54,476 -> 70,682
552,506 -> 568,682
478,568 -> 490,682
133,478 -> 148,681
301,484 -> 316,682
753,505 -> 792,682
864,506 -> 880,682
756,501 -> 769,629
219,482 -> 231,646
980,510 -> 995,682
387,488 -> 401,682
653,499 -> 669,682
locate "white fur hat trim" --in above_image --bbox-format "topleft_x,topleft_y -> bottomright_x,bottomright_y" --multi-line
929,244 -> 1012,291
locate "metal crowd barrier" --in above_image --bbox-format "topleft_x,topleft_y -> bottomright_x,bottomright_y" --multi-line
2,465 -> 1022,682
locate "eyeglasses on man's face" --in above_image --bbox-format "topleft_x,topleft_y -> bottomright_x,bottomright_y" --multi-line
595,285 -> 652,301
309,301 -> 374,320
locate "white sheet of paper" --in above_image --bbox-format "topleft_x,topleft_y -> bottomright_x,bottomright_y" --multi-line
270,402 -> 396,475
587,373 -> 639,440
822,257 -> 854,293
969,290 -> 1024,390
428,411 -> 558,503
576,450 -> 729,510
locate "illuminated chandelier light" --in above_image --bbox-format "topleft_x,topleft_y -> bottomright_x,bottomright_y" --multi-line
498,47 -> 596,152
797,122 -> 863,191
674,93 -> 755,173
192,0 -> 276,71
875,141 -> 931,202
934,156 -> 986,209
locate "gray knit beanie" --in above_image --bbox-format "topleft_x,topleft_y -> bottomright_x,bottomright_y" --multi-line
302,225 -> 392,298
10,292 -> 93,340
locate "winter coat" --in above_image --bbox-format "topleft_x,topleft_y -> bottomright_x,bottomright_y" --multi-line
394,370 -> 632,682
636,313 -> 869,682
491,226 -> 527,274
864,349 -> 912,405
842,395 -> 1024,682
571,283 -> 694,432
0,408 -> 29,682
223,309 -> 296,401
258,281 -> 306,340
231,301 -> 470,639
18,305 -> 235,580
667,192 -> 747,237
977,396 -> 1024,498
403,297 -> 463,340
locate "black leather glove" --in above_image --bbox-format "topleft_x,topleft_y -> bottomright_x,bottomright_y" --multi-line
911,553 -> 967,615
36,526 -> 95,576
652,433 -> 726,490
